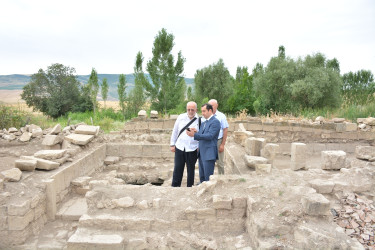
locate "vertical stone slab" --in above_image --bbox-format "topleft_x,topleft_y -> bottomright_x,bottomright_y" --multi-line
245,137 -> 265,156
261,143 -> 279,163
43,179 -> 56,220
291,142 -> 306,170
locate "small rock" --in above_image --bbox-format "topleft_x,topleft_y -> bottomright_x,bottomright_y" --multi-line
138,110 -> 147,117
50,124 -> 62,134
19,132 -> 32,142
1,168 -> 22,182
8,127 -> 18,133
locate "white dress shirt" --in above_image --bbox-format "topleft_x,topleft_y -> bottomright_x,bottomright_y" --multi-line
170,113 -> 199,152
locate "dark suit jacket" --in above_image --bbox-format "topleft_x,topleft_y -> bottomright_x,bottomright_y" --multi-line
194,116 -> 221,161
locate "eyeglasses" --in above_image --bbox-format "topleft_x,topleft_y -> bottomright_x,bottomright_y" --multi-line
187,109 -> 196,112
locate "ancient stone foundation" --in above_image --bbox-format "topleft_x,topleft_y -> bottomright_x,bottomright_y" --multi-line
0,117 -> 374,249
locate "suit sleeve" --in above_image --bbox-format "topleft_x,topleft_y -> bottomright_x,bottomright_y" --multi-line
194,119 -> 221,141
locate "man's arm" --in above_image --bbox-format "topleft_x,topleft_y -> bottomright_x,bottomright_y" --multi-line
219,127 -> 228,153
170,116 -> 180,152
193,119 -> 220,141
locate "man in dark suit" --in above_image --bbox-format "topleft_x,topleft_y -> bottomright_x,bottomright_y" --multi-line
187,103 -> 221,183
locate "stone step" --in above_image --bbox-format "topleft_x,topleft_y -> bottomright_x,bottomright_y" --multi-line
67,227 -> 124,250
56,197 -> 87,221
68,226 -> 252,249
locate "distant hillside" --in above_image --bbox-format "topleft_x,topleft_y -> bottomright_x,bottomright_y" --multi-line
0,74 -> 194,100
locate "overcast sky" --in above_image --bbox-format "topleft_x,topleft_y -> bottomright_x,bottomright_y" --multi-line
1,0 -> 374,78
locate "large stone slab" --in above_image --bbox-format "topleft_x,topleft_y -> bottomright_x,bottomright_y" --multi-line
21,156 -> 60,170
301,193 -> 330,215
243,155 -> 268,168
213,195 -> 232,210
34,149 -> 66,160
245,137 -> 265,156
1,168 -> 22,182
67,228 -> 124,250
321,150 -> 346,170
75,125 -> 99,135
291,142 -> 306,170
42,134 -> 63,146
15,159 -> 37,171
19,132 -> 32,142
65,134 -> 94,145
50,124 -> 62,134
355,145 -> 375,161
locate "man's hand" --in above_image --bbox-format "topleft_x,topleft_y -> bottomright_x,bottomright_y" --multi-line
186,128 -> 196,137
219,143 -> 225,152
170,146 -> 176,152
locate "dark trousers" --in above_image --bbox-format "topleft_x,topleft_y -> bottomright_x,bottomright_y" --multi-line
172,148 -> 198,187
199,157 -> 215,183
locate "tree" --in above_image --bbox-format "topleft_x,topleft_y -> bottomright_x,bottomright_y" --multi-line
226,66 -> 256,115
101,78 -> 109,108
342,70 -> 375,105
125,52 -> 146,119
88,68 -> 99,115
117,74 -> 127,116
21,63 -> 90,118
142,28 -> 186,114
253,47 -> 342,114
193,59 -> 234,110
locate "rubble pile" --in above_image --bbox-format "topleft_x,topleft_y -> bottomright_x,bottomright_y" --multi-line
333,193 -> 375,248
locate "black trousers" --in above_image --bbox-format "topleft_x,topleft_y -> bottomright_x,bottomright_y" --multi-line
172,148 -> 198,187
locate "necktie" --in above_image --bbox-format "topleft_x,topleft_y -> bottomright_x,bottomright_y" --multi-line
202,121 -> 206,130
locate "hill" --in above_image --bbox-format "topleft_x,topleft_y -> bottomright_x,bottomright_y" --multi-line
0,74 -> 194,100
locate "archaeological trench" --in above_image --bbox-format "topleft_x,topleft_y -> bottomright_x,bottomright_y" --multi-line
0,114 -> 375,249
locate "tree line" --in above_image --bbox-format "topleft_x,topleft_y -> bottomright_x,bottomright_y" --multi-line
21,28 -> 375,119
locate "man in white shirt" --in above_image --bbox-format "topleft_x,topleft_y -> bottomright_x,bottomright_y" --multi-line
170,101 -> 199,187
208,99 -> 229,175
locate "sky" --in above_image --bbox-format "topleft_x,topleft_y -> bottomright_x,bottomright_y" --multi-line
0,0 -> 374,78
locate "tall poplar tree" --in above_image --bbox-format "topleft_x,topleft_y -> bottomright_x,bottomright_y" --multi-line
143,28 -> 186,114
117,74 -> 127,116
88,68 -> 99,115
101,78 -> 109,108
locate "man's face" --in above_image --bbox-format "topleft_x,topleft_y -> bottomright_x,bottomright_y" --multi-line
187,104 -> 197,118
201,105 -> 212,119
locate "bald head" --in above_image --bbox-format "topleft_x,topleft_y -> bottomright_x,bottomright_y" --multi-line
186,101 -> 197,118
208,99 -> 218,114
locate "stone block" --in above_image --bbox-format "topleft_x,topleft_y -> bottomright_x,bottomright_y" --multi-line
301,193 -> 330,216
335,123 -> 345,132
42,134 -> 63,146
50,124 -> 61,134
245,137 -> 265,156
67,230 -> 124,250
364,117 -> 375,125
19,132 -> 32,142
321,150 -> 346,170
31,127 -> 43,137
21,156 -> 60,170
65,134 -> 94,145
8,127 -> 18,133
104,156 -> 120,165
1,168 -> 22,182
8,209 -> 34,230
150,110 -> 158,118
138,110 -> 147,117
143,145 -> 162,158
238,123 -> 246,132
243,155 -> 268,168
247,123 -> 263,131
184,206 -> 197,220
15,159 -> 37,171
261,143 -> 279,161
291,143 -> 306,170
232,196 -> 247,208
255,164 -> 272,174
344,122 -> 357,132
196,208 -> 216,219
308,179 -> 334,194
8,200 -> 31,216
34,149 -> 66,160
212,195 -> 232,210
262,123 -> 275,132
112,197 -> 134,208
3,134 -> 16,141
355,145 -> 375,160
43,144 -> 61,150
75,125 -> 99,135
